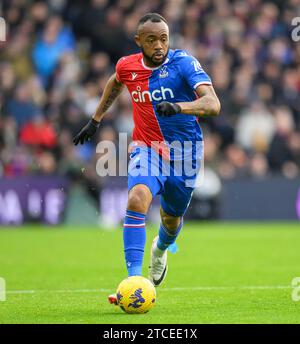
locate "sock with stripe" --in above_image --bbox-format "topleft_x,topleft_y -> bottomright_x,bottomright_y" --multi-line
123,210 -> 146,276
156,219 -> 183,254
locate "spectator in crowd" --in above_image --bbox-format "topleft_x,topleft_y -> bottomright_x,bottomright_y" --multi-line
5,82 -> 41,128
32,15 -> 76,86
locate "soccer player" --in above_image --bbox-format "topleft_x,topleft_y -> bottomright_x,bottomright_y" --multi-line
73,13 -> 220,300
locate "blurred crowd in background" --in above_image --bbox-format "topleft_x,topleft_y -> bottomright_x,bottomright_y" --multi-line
1,0 -> 300,191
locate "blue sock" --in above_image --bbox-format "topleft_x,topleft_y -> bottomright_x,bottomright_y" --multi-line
123,210 -> 146,276
157,219 -> 183,251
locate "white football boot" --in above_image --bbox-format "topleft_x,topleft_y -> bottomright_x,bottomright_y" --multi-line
149,236 -> 168,286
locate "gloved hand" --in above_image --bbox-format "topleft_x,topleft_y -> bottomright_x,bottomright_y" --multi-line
156,101 -> 181,117
73,118 -> 100,145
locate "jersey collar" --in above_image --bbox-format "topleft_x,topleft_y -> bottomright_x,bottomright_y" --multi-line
141,57 -> 169,70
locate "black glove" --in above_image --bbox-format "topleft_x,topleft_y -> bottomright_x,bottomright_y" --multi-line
156,101 -> 181,117
73,118 -> 100,145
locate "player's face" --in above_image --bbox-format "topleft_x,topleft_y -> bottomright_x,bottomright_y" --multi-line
135,21 -> 169,67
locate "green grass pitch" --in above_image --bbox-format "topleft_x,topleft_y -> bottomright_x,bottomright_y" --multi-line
0,222 -> 299,324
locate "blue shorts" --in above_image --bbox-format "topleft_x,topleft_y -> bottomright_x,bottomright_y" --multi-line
128,146 -> 201,217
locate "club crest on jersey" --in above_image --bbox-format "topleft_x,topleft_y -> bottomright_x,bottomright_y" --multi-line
159,66 -> 168,78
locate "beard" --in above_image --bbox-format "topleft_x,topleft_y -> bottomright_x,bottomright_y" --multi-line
141,46 -> 169,66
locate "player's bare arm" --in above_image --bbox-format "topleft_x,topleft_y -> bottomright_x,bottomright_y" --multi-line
156,84 -> 221,118
93,73 -> 124,122
177,84 -> 221,117
73,73 -> 124,145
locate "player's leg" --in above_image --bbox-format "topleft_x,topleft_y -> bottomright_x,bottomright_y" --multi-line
157,207 -> 182,250
123,184 -> 152,277
149,207 -> 183,286
149,173 -> 193,286
123,146 -> 165,278
109,146 -> 165,305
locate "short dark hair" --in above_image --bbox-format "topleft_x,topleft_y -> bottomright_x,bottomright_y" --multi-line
137,13 -> 167,31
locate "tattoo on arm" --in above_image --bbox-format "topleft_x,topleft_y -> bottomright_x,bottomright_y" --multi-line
102,83 -> 123,113
93,75 -> 124,122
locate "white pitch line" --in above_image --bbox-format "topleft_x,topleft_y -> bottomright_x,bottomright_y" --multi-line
6,289 -> 110,294
162,285 -> 291,291
6,285 -> 291,295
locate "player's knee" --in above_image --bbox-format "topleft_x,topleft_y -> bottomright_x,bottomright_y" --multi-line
127,185 -> 152,213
